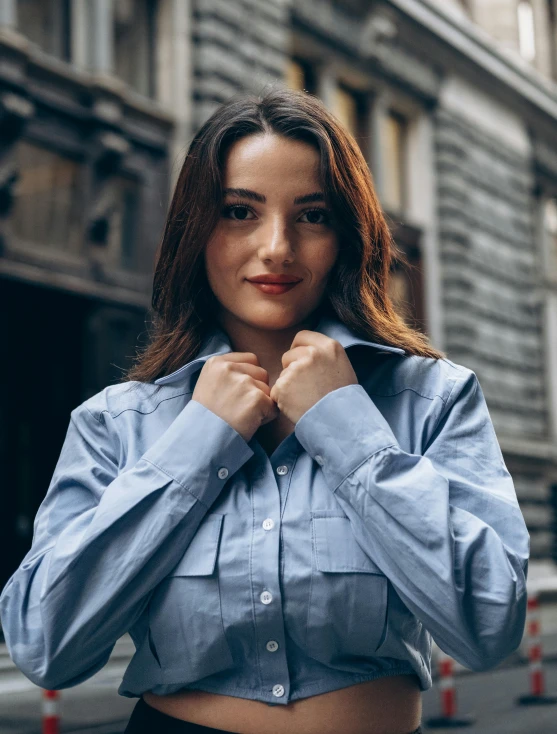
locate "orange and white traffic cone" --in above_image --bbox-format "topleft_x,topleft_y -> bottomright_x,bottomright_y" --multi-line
42,689 -> 60,734
426,649 -> 475,728
517,591 -> 557,705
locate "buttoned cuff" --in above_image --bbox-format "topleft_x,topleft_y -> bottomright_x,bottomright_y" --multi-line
142,398 -> 254,508
294,384 -> 398,491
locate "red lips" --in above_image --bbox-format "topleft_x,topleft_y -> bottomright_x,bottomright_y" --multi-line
247,274 -> 303,284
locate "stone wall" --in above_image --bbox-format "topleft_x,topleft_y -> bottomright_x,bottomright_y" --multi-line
191,0 -> 290,131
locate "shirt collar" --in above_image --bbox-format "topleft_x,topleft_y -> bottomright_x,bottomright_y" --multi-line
154,312 -> 405,386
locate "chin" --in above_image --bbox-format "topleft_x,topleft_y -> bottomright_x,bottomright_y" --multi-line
238,310 -> 305,330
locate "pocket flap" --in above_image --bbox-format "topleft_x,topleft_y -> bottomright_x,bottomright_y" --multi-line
170,513 -> 224,576
312,515 -> 383,574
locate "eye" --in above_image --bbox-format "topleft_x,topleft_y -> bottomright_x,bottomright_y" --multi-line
221,202 -> 332,226
221,204 -> 256,221
299,208 -> 332,225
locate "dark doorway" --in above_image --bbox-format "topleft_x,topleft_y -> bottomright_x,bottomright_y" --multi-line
0,277 -> 88,597
0,277 -> 147,608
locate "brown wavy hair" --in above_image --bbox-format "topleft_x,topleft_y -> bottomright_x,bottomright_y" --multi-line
122,84 -> 444,389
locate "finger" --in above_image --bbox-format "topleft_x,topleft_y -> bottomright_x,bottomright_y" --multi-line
290,330 -> 329,350
220,352 -> 260,365
281,346 -> 308,369
227,363 -> 269,383
260,401 -> 281,426
252,378 -> 272,396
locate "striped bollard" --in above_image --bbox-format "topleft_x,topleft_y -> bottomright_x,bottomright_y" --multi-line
42,689 -> 60,734
426,649 -> 475,728
517,590 -> 557,705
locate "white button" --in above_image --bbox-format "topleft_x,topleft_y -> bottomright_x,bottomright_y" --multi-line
262,518 -> 274,530
266,640 -> 279,652
260,590 -> 273,604
272,684 -> 285,697
314,455 -> 324,466
217,467 -> 229,479
276,465 -> 288,475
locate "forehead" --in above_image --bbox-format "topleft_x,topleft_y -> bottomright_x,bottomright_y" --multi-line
223,134 -> 321,184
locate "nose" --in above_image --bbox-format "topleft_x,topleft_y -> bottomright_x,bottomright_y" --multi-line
257,213 -> 295,263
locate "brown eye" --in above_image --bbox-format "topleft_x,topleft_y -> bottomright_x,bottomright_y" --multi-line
221,205 -> 255,221
221,203 -> 332,225
300,208 -> 332,225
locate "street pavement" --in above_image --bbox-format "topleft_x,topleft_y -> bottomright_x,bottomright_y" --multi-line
2,637 -> 557,733
0,663 -> 135,733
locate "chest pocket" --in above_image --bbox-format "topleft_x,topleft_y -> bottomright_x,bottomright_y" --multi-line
148,513 -> 235,680
305,514 -> 388,669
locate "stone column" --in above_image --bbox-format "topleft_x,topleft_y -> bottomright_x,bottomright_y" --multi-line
90,0 -> 114,74
0,0 -> 16,27
156,0 -> 194,194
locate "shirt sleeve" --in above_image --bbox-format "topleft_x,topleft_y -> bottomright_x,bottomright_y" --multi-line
0,397 -> 254,690
294,368 -> 530,672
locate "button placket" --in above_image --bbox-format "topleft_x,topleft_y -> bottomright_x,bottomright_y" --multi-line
250,460 -> 290,702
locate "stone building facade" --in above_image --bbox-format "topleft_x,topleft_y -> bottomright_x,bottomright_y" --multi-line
1,0 -> 557,616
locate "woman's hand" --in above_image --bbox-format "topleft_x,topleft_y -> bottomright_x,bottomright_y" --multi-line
192,352 -> 280,443
270,330 -> 359,424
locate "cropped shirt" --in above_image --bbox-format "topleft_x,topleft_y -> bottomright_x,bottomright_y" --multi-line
0,312 -> 530,705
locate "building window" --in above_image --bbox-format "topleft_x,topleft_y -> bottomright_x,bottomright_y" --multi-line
379,105 -> 426,333
544,197 -> 557,280
334,85 -> 359,137
388,222 -> 426,332
382,109 -> 407,214
518,0 -> 536,62
11,141 -> 84,254
112,175 -> 141,270
91,174 -> 142,271
331,83 -> 369,157
548,0 -> 557,80
286,58 -> 317,95
17,0 -> 71,61
541,194 -> 557,445
114,0 -> 157,97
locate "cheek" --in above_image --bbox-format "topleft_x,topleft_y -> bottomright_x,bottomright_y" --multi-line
309,239 -> 339,277
205,235 -> 241,279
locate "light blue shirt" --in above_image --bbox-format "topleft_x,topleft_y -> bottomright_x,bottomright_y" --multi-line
0,312 -> 530,705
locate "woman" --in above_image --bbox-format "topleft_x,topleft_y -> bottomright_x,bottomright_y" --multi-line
0,88 -> 530,734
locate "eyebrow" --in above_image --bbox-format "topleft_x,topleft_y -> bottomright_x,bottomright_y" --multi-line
222,188 -> 325,206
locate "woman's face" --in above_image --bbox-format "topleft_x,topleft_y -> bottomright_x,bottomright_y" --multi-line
204,133 -> 339,333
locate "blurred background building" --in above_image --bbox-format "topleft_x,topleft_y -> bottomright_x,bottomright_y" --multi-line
0,0 -> 556,625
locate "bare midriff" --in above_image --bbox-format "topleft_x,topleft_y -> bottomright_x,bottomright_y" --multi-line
142,674 -> 422,734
